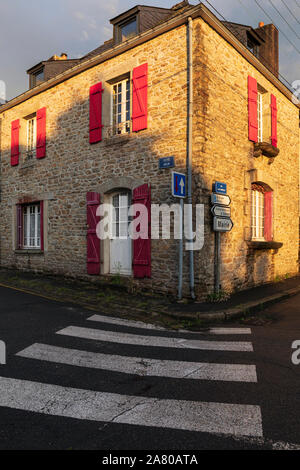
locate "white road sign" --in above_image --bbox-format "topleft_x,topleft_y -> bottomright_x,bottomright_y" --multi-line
211,205 -> 231,218
211,193 -> 231,206
213,217 -> 233,232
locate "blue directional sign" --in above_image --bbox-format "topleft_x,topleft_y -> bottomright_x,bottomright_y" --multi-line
213,181 -> 227,195
159,156 -> 175,169
172,172 -> 186,198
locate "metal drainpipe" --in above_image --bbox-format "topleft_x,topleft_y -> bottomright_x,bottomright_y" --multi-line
187,17 -> 196,300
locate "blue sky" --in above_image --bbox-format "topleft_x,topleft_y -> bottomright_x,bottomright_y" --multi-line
0,0 -> 299,100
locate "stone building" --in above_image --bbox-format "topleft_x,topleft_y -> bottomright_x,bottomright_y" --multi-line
0,1 -> 299,299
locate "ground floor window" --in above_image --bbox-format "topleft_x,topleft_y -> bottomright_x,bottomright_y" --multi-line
23,204 -> 41,248
17,202 -> 43,250
251,183 -> 273,241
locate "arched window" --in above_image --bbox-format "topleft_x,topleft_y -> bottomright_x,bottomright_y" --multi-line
251,183 -> 273,241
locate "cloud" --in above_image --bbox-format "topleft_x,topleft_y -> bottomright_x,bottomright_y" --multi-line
0,0 -> 298,100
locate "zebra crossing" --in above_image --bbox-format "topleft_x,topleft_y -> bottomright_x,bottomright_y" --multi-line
2,313 -> 263,440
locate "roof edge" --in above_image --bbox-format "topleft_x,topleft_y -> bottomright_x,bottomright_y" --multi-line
1,3 -> 298,114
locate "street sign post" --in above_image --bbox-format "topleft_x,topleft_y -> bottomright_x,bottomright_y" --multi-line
172,172 -> 186,198
210,184 -> 233,296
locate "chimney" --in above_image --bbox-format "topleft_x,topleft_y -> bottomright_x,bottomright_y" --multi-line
255,23 -> 279,77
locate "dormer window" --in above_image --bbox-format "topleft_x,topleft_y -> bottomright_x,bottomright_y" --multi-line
29,67 -> 44,88
247,32 -> 260,58
118,17 -> 137,42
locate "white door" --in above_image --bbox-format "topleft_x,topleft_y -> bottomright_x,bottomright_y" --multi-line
110,192 -> 132,275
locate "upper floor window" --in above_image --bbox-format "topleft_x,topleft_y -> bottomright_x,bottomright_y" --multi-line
112,78 -> 131,135
118,17 -> 137,42
26,115 -> 36,158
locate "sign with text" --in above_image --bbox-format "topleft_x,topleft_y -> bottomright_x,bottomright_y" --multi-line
213,217 -> 233,232
211,193 -> 231,206
159,156 -> 175,169
211,205 -> 231,218
213,181 -> 227,195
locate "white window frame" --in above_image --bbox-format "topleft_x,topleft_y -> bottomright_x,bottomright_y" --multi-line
257,91 -> 263,143
23,203 -> 41,249
26,116 -> 37,157
111,78 -> 131,135
251,189 -> 265,240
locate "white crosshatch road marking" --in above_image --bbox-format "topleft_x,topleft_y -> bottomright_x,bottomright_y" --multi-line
56,326 -> 253,351
87,314 -> 252,335
16,343 -> 258,382
0,376 -> 263,437
9,317 -> 262,439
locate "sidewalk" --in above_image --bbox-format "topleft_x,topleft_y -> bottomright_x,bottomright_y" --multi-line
0,268 -> 299,327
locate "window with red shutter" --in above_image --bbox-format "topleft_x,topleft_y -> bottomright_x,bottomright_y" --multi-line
264,191 -> 273,241
132,183 -> 151,278
248,76 -> 258,143
36,107 -> 46,159
11,119 -> 20,166
270,94 -> 277,148
132,63 -> 148,132
87,192 -> 101,275
89,83 -> 103,144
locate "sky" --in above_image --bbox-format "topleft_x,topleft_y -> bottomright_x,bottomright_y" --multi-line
0,0 -> 299,100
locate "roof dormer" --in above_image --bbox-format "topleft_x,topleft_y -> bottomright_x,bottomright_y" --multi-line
110,5 -> 173,44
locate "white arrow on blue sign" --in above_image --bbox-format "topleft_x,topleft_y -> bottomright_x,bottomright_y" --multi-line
172,172 -> 186,198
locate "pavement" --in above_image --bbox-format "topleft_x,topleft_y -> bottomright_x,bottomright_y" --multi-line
0,283 -> 300,449
0,268 -> 299,325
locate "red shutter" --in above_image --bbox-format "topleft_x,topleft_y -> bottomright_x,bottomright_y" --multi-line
36,107 -> 46,159
17,204 -> 23,249
40,201 -> 44,251
132,184 -> 151,278
270,94 -> 277,148
264,191 -> 273,241
132,63 -> 148,132
248,76 -> 258,143
87,192 -> 101,275
89,83 -> 103,144
11,119 -> 20,166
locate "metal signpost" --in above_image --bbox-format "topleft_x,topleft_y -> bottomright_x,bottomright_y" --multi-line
211,182 -> 233,295
172,172 -> 186,300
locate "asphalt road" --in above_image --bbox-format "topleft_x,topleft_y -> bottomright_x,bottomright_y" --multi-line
0,284 -> 299,450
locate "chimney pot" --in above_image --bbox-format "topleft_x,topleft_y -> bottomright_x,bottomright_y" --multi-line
259,22 -> 265,28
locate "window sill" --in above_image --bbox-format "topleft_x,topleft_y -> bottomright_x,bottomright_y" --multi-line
14,249 -> 44,255
247,241 -> 283,250
103,132 -> 131,147
254,142 -> 280,158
